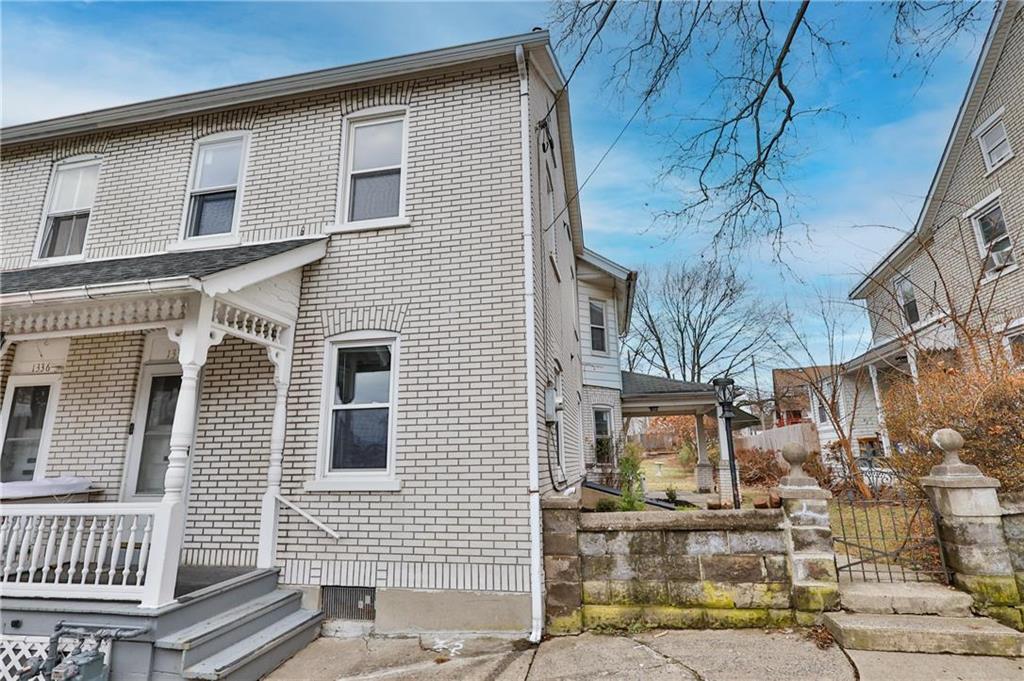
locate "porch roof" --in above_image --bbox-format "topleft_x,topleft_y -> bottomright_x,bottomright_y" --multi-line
1,238 -> 324,297
620,371 -> 718,417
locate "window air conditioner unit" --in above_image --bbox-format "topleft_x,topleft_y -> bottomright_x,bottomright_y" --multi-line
991,250 -> 1014,270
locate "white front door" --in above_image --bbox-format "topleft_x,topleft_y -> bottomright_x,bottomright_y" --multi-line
123,363 -> 188,502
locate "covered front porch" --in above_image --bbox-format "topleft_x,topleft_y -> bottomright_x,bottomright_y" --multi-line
0,238 -> 325,609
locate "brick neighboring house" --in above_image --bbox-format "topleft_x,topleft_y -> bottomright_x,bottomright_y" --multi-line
812,1 -> 1024,461
0,32 -> 729,678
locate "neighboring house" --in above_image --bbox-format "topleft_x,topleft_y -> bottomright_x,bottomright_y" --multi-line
817,1 -> 1024,460
772,367 -> 828,425
0,32 -> 595,679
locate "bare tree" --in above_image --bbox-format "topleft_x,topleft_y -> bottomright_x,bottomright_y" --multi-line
626,259 -> 782,383
769,292 -> 874,498
551,0 -> 996,253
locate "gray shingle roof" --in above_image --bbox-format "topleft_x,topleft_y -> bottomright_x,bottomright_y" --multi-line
1,239 -> 323,295
620,371 -> 714,396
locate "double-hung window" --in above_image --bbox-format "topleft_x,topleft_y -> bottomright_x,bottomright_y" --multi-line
38,159 -> 100,260
185,134 -> 247,240
894,275 -> 920,326
342,112 -> 406,227
593,408 -> 613,464
312,332 -> 400,491
971,200 -> 1016,273
589,300 -> 608,353
974,109 -> 1013,173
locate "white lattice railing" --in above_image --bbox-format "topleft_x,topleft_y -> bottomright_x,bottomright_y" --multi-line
0,502 -> 163,601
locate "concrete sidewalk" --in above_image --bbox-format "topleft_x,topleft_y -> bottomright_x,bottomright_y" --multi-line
268,630 -> 1024,681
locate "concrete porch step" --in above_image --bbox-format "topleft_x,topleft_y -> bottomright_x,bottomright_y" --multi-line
156,589 -> 302,667
823,612 -> 1024,657
840,582 -> 974,617
183,609 -> 322,680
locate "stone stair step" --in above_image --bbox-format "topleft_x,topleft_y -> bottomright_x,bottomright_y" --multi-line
840,581 -> 974,617
823,612 -> 1024,657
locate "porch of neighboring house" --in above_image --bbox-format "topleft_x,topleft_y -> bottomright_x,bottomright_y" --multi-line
0,239 -> 326,680
589,372 -> 756,505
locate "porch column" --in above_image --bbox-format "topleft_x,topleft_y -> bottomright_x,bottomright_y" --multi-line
141,295 -> 220,608
867,364 -> 892,456
259,340 -> 291,569
694,414 -> 713,493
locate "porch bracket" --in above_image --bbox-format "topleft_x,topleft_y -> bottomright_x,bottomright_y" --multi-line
274,493 -> 341,540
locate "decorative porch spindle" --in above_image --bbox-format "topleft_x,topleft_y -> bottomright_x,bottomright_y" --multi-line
163,362 -> 201,504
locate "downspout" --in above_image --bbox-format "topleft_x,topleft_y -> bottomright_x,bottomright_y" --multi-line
516,43 -> 544,644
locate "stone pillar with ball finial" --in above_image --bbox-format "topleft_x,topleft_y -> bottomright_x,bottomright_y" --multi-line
921,428 -> 1022,627
772,442 -> 840,621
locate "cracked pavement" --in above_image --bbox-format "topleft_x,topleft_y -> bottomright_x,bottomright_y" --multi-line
269,630 -> 1023,680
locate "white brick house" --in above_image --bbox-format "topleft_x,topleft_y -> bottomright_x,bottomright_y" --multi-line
811,2 -> 1024,461
0,33 -> 602,678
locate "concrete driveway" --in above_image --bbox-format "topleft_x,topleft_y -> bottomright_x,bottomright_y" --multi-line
268,630 -> 1024,681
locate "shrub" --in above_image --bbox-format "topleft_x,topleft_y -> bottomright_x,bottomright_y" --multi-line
735,447 -> 786,488
883,360 -> 1024,493
617,441 -> 647,511
595,498 -> 619,512
665,486 -> 678,504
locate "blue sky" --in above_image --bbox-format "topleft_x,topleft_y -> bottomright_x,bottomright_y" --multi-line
1,1 -> 990,370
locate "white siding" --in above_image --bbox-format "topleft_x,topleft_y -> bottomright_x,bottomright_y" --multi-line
578,274 -> 621,390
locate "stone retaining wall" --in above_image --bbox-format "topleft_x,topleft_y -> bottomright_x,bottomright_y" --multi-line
542,489 -> 839,634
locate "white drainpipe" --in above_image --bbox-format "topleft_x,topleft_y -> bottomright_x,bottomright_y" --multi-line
516,43 -> 544,644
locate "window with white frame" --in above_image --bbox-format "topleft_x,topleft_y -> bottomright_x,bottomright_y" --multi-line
971,200 -> 1016,273
316,333 -> 399,488
975,110 -> 1013,172
343,113 -> 406,224
38,158 -> 100,260
185,134 -> 246,239
593,407 -> 613,464
589,300 -> 607,353
816,395 -> 827,424
1008,332 -> 1024,367
894,274 -> 920,326
0,376 -> 60,482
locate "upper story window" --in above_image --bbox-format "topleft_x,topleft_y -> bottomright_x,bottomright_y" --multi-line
894,274 -> 920,326
342,112 -> 407,227
971,199 -> 1016,274
974,108 -> 1013,173
309,331 -> 400,492
589,300 -> 607,353
185,133 -> 247,240
37,158 -> 100,260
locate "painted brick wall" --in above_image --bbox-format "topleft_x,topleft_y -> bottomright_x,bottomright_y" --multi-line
581,385 -> 623,468
182,336 -> 273,567
1,56 -> 580,595
46,333 -> 146,502
863,10 -> 1024,351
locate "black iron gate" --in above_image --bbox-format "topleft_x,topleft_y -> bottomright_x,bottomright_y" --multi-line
831,456 -> 951,584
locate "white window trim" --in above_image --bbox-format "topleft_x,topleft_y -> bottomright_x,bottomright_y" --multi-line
589,298 -> 609,356
31,155 -> 103,266
307,329 -> 401,492
0,373 -> 62,482
1002,317 -> 1024,367
892,271 -> 922,330
963,190 -> 1017,281
328,105 -> 411,235
174,131 -> 250,250
972,106 -> 1014,175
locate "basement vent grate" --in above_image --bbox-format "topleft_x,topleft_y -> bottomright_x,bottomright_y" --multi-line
321,586 -> 376,621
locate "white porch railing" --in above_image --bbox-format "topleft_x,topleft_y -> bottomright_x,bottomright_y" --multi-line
0,502 -> 163,602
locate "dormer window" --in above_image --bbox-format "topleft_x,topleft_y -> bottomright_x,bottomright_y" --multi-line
38,158 -> 100,260
974,108 -> 1013,173
186,133 -> 247,239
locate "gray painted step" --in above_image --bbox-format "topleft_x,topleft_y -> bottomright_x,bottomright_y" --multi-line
823,612 -> 1024,657
840,582 -> 974,617
157,569 -> 282,637
157,589 -> 302,667
184,609 -> 322,680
